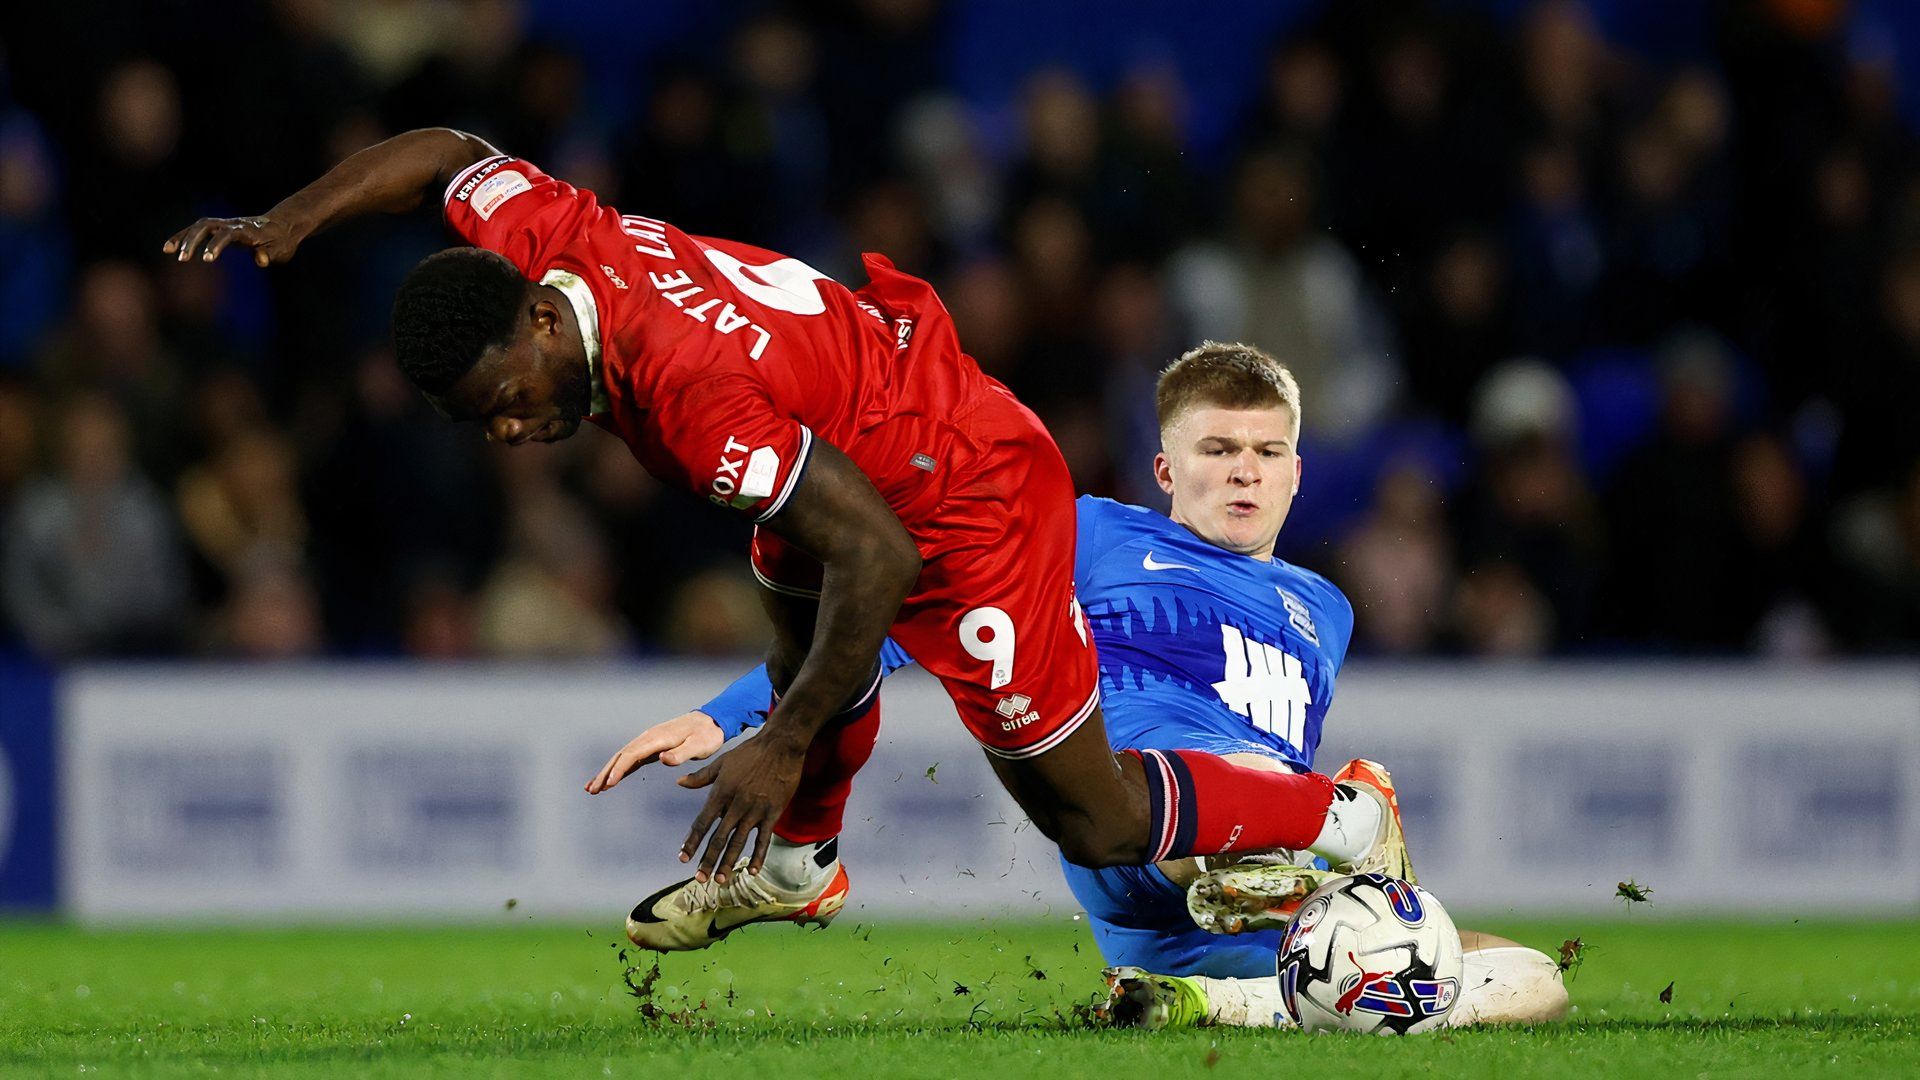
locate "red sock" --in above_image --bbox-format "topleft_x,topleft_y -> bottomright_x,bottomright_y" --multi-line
772,693 -> 881,844
1128,748 -> 1335,862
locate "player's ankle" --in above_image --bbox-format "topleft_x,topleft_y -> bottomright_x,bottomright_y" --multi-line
1193,975 -> 1289,1029
760,835 -> 839,894
1305,783 -> 1381,866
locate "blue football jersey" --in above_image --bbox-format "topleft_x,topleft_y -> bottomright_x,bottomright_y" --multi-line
699,496 -> 1353,770
1071,497 -> 1354,770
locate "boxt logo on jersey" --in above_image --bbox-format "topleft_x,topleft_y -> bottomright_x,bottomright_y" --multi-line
710,436 -> 779,510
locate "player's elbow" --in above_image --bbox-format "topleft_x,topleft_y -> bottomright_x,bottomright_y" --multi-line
888,537 -> 923,593
850,530 -> 921,599
417,127 -> 500,183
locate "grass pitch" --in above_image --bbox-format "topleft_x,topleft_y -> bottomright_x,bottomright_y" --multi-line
2,915 -> 1914,1077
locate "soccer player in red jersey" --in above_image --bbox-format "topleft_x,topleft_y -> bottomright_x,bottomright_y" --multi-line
166,128 -> 1390,948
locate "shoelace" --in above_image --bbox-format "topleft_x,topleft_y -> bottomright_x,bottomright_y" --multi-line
672,868 -> 784,915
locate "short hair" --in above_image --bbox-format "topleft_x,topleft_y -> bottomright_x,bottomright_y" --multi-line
391,247 -> 528,396
1154,341 -> 1302,435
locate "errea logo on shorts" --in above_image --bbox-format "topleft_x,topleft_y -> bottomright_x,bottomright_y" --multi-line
709,436 -> 779,510
994,693 -> 1039,732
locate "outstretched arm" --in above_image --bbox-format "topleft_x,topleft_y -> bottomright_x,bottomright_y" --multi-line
675,442 -> 922,883
583,639 -> 920,796
705,640 -> 918,739
163,128 -> 498,266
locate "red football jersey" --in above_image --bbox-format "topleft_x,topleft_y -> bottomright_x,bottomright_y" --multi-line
443,154 -> 994,529
444,154 -> 1102,759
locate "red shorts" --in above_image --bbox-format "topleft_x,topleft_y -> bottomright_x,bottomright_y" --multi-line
750,388 -> 1100,759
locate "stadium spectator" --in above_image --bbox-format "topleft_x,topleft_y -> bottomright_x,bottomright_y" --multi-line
1397,231 -> 1513,425
1452,558 -> 1555,657
0,107 -> 68,369
0,0 -> 1914,662
210,548 -> 326,660
1599,81 -> 1735,345
1094,262 -> 1184,508
174,426 -> 310,594
1169,146 -> 1399,438
1729,432 -> 1831,656
331,0 -> 461,90
1602,332 -> 1750,648
37,262 -> 189,481
727,11 -> 835,259
662,569 -> 775,657
1509,140 -> 1606,359
1831,460 -> 1920,649
1246,36 -> 1345,152
0,379 -> 40,510
1460,362 -> 1602,649
477,466 -> 627,659
894,94 -> 999,252
615,66 -> 767,243
1,394 -> 187,657
67,59 -> 189,264
401,570 -> 480,660
1338,461 -> 1455,655
306,347 -> 499,651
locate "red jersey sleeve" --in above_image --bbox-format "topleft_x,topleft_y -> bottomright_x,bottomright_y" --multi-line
441,155 -> 598,277
651,371 -> 814,523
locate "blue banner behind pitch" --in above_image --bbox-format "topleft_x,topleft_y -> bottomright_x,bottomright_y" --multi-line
0,661 -> 57,910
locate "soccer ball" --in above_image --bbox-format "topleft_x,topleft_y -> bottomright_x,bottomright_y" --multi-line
1276,873 -> 1463,1035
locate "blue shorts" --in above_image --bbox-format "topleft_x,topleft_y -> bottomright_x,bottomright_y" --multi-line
1057,855 -> 1282,980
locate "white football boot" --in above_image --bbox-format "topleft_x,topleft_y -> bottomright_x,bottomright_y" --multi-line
1185,758 -> 1415,935
1329,758 -> 1417,883
625,854 -> 849,952
1099,967 -> 1293,1029
1102,949 -> 1571,1031
1185,857 -> 1339,935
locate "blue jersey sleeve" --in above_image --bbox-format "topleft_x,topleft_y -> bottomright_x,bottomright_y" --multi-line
700,664 -> 775,741
1330,593 -> 1356,670
699,638 -> 919,739
1318,581 -> 1357,673
1074,495 -> 1112,586
876,637 -> 916,676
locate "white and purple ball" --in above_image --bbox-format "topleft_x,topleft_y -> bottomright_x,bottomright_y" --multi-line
1277,873 -> 1464,1035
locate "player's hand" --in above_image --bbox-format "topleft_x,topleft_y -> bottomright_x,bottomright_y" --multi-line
675,732 -> 807,885
163,215 -> 302,267
584,711 -> 727,794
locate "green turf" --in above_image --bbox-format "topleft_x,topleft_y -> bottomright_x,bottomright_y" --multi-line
1,915 -> 1914,1077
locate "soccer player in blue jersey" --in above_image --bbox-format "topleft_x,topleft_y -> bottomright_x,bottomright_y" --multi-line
591,342 -> 1567,1028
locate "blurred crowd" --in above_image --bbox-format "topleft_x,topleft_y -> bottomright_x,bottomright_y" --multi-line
0,0 -> 1916,663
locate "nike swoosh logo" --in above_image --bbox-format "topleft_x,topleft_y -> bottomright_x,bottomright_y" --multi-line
629,879 -> 688,924
1143,552 -> 1200,572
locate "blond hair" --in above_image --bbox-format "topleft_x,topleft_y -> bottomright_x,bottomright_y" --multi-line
1154,341 -> 1301,436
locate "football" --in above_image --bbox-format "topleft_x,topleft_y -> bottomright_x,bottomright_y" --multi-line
1277,873 -> 1464,1035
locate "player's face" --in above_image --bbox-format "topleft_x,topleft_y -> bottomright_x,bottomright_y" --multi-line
1154,404 -> 1302,561
432,301 -> 591,446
